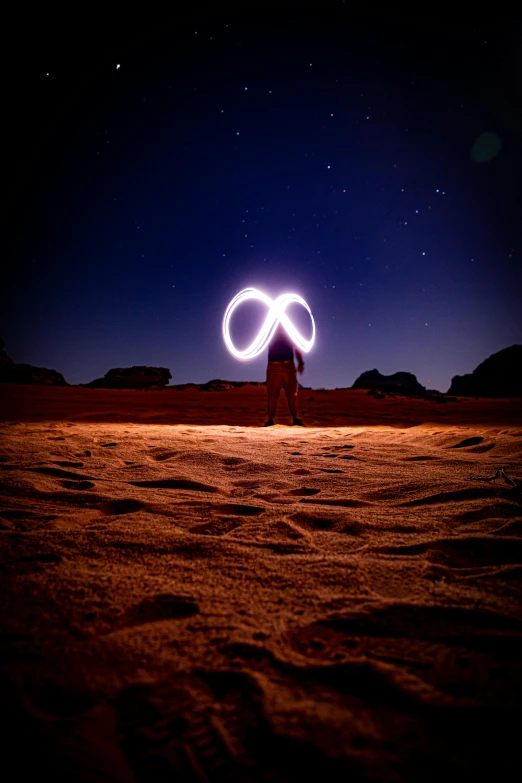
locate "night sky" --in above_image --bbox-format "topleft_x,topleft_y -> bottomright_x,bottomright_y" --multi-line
4,2 -> 521,392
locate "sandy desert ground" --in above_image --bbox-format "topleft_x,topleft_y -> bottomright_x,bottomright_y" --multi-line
1,384 -> 521,781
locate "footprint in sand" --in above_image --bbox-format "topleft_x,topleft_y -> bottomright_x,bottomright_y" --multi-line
448,436 -> 491,449
447,435 -> 496,453
150,450 -> 180,461
215,503 -> 266,516
61,480 -> 95,491
287,603 -> 522,702
102,499 -> 145,515
232,480 -> 261,490
190,518 -> 245,536
115,670 -> 268,780
221,457 -> 247,467
111,594 -> 200,631
290,510 -> 361,535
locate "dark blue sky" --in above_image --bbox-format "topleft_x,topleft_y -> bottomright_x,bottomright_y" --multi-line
4,2 -> 521,391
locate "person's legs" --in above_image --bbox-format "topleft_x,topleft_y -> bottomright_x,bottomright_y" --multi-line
267,392 -> 279,421
281,362 -> 299,421
266,362 -> 283,423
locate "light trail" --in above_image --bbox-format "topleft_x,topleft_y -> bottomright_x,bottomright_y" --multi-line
223,287 -> 315,360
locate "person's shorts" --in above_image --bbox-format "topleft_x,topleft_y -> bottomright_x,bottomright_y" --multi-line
266,360 -> 298,397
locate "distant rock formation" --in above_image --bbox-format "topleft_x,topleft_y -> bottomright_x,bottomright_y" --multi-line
171,380 -> 264,391
83,366 -> 172,390
199,379 -> 237,392
0,335 -> 68,385
448,345 -> 522,397
200,379 -> 267,391
352,369 -> 426,396
169,382 -> 200,391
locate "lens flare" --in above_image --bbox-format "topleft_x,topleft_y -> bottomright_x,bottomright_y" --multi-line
223,287 -> 315,360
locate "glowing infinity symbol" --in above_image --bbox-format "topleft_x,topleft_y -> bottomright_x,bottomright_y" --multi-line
223,287 -> 315,360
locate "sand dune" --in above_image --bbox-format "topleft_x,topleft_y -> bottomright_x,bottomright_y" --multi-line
0,384 -> 521,781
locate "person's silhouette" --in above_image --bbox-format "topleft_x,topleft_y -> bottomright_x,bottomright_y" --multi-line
264,324 -> 305,426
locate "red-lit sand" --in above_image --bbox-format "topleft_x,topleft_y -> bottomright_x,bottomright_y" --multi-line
1,384 -> 521,781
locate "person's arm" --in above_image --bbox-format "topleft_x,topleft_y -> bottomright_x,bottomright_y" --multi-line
295,348 -> 305,374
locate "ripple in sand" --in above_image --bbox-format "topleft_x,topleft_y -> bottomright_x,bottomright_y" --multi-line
454,502 -> 520,525
27,466 -> 95,480
299,497 -> 370,508
373,535 -> 522,568
399,487 -> 504,506
129,478 -> 219,492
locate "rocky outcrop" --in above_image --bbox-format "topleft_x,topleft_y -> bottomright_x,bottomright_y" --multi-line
0,335 -> 68,385
0,363 -> 69,385
352,369 -> 426,396
83,366 -> 172,390
448,345 -> 522,397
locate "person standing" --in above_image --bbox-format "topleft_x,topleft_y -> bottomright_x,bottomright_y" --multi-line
264,324 -> 305,426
